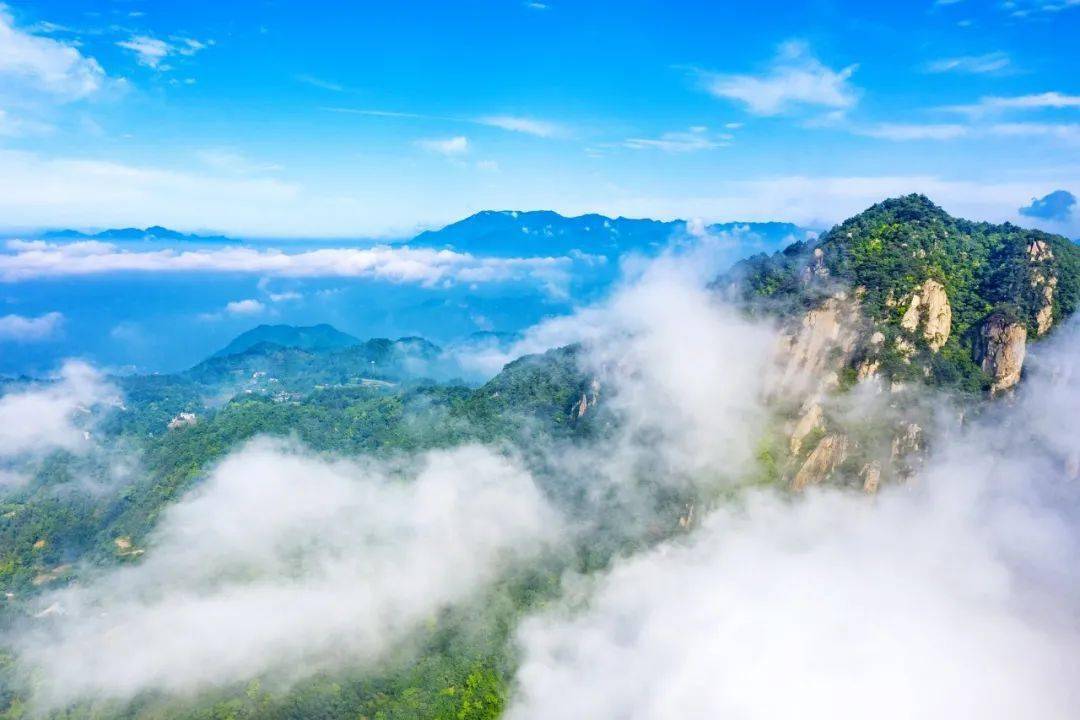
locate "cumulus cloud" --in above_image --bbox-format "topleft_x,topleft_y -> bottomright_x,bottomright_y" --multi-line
1020,189 -> 1076,221
0,5 -> 107,100
414,135 -> 470,156
0,311 -> 63,341
0,238 -> 575,289
0,360 -> 118,459
224,298 -> 265,315
702,41 -> 858,116
507,319 -> 1080,720
17,440 -> 558,708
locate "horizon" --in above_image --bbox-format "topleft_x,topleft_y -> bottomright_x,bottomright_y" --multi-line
2,193 -> 1069,242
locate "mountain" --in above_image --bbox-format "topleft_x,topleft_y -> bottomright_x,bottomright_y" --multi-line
719,193 -> 1080,492
727,194 -> 1080,394
213,323 -> 361,358
189,334 -> 444,391
41,225 -> 234,243
412,209 -> 812,258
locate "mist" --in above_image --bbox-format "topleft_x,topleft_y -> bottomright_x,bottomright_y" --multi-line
506,318 -> 1080,719
0,360 -> 117,469
15,440 -> 558,710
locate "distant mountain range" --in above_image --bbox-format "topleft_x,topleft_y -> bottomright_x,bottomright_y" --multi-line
39,212 -> 813,258
41,225 -> 235,243
412,210 -> 814,258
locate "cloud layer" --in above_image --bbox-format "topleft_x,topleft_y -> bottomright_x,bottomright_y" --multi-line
0,238 -> 574,287
507,318 -> 1080,720
18,441 -> 558,708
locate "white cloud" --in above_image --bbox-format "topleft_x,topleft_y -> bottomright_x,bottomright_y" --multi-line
624,126 -> 732,152
855,123 -> 970,141
293,73 -> 344,92
413,135 -> 470,156
507,319 -> 1080,720
0,237 -> 575,289
478,115 -> 563,138
944,91 -> 1080,116
0,311 -> 63,341
17,440 -> 557,708
702,41 -> 858,116
223,298 -> 265,315
267,290 -> 301,302
988,122 -> 1079,142
196,148 -> 283,174
925,52 -> 1010,74
0,360 -> 117,458
116,34 -> 210,69
0,6 -> 106,100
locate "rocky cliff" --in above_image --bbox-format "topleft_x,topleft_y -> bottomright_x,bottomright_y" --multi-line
729,195 -> 1080,493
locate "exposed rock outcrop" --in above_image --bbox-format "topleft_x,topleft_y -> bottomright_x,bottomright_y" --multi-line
976,313 -> 1027,395
899,278 -> 951,351
789,402 -> 824,455
791,433 -> 849,490
573,378 -> 601,418
1028,239 -> 1056,337
860,460 -> 882,495
772,293 -> 861,402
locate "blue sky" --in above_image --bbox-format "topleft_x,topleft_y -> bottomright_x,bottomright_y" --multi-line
0,0 -> 1077,237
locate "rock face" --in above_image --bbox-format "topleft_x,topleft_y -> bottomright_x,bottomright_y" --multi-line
899,278 -> 952,351
789,402 -> 824,455
772,293 -> 861,401
860,461 -> 882,495
1028,239 -> 1057,337
791,434 -> 849,490
977,313 -> 1027,394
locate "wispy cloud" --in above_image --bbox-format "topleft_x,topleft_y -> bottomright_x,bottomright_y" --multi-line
294,73 -> 344,92
0,311 -> 64,341
624,126 -> 732,152
414,136 -> 470,156
943,91 -> 1080,116
854,123 -> 970,141
477,115 -> 563,138
924,52 -> 1010,74
327,108 -> 568,139
701,41 -> 858,116
196,149 -> 283,174
988,122 -> 1079,142
0,6 -> 107,100
1002,0 -> 1080,18
116,34 -> 211,69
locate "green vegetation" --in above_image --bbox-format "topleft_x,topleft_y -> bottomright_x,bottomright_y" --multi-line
727,194 -> 1080,391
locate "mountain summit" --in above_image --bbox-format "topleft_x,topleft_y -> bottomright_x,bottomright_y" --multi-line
413,209 -> 812,258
